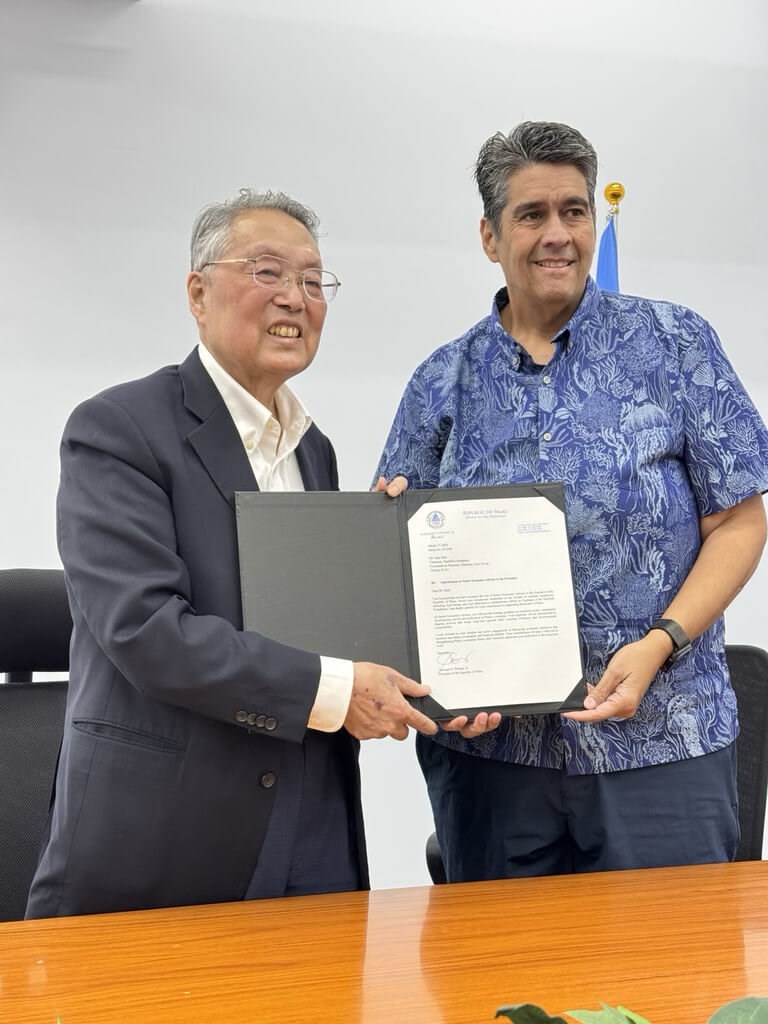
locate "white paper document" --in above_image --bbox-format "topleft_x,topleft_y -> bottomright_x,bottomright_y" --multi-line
407,494 -> 582,710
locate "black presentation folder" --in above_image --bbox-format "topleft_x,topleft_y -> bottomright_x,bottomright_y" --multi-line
235,484 -> 586,720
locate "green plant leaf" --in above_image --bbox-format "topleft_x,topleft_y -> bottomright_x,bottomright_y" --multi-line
495,1004 -> 569,1023
616,1007 -> 653,1024
708,997 -> 768,1023
566,1004 -> 652,1024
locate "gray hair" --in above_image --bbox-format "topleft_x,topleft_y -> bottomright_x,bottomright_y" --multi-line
190,188 -> 321,270
474,121 -> 598,235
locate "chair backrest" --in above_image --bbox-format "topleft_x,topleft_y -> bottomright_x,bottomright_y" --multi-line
426,831 -> 447,885
425,643 -> 768,881
0,680 -> 68,921
726,644 -> 768,861
0,568 -> 72,682
0,568 -> 72,919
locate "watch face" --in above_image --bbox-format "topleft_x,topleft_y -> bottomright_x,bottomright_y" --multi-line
652,619 -> 691,669
653,619 -> 690,652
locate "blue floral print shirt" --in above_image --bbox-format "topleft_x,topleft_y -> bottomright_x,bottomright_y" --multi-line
376,277 -> 768,774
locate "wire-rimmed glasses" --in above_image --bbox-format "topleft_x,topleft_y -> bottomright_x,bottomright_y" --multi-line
202,255 -> 341,303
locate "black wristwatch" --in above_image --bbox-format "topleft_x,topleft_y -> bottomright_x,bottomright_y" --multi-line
648,618 -> 692,669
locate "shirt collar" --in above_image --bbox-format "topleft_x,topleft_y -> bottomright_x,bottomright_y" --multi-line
490,276 -> 599,356
196,342 -> 312,452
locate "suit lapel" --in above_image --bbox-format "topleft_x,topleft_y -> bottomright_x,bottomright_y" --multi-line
180,349 -> 258,506
179,347 -> 334,498
295,432 -> 322,491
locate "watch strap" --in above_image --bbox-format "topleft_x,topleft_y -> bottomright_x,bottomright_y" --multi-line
648,618 -> 692,668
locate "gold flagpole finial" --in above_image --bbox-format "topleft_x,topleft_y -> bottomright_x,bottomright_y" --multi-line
604,181 -> 625,215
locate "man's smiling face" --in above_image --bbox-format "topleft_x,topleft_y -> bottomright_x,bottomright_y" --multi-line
480,162 -> 596,328
187,208 -> 327,410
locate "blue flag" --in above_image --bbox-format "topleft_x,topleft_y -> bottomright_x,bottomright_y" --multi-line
596,215 -> 619,292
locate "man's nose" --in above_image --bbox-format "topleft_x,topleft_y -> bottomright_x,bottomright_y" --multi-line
274,274 -> 306,308
540,214 -> 572,246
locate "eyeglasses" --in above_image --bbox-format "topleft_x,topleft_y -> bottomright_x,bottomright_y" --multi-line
202,255 -> 341,303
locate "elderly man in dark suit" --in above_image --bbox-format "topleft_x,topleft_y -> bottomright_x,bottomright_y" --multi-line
26,189 -> 485,918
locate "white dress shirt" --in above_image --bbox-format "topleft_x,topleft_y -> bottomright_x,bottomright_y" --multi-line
198,342 -> 354,732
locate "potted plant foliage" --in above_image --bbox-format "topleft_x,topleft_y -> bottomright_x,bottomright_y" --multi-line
495,997 -> 768,1023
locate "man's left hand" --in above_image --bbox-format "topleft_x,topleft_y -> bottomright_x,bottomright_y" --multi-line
440,710 -> 503,738
563,633 -> 670,722
373,475 -> 408,497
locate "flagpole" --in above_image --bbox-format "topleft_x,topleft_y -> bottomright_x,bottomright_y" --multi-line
596,181 -> 625,293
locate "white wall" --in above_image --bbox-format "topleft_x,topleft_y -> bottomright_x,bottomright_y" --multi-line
1,0 -> 766,884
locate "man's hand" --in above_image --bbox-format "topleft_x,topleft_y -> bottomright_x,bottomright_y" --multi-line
345,662 -> 438,740
440,710 -> 503,738
563,632 -> 671,722
372,475 -> 408,497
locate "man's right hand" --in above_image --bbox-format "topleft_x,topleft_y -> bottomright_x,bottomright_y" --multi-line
344,663 -> 438,740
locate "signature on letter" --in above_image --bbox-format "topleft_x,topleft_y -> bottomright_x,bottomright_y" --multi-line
437,650 -> 474,672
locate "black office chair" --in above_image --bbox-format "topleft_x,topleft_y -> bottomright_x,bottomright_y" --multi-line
726,644 -> 768,861
0,568 -> 72,682
425,642 -> 768,883
0,568 -> 72,921
426,832 -> 447,885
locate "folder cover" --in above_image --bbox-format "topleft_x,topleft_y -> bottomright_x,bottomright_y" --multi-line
235,484 -> 585,719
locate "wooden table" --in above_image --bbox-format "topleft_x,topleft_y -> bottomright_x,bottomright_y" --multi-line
1,862 -> 766,1023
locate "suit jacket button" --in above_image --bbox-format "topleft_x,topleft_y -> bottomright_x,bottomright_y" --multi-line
265,717 -> 277,731
235,710 -> 248,723
256,714 -> 267,728
260,771 -> 277,789
246,713 -> 258,726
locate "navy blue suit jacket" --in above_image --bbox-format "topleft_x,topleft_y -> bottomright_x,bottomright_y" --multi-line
26,349 -> 367,917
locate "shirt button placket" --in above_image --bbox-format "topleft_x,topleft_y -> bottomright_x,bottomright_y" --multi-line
539,373 -> 555,456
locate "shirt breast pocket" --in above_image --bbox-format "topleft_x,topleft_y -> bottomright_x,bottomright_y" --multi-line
439,427 -> 540,488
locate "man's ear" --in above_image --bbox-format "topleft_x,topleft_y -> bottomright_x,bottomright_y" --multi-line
187,271 -> 206,323
480,218 -> 499,264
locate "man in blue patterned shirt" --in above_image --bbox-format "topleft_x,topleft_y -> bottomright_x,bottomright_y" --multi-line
375,121 -> 768,880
